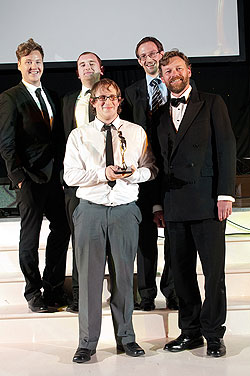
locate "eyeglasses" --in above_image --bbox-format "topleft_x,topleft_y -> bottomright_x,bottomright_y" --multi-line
139,51 -> 160,61
93,95 -> 120,102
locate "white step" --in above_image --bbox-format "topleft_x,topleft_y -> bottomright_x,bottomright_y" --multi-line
0,296 -> 249,344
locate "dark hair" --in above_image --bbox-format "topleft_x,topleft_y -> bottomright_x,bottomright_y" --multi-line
159,50 -> 191,76
90,78 -> 123,114
135,36 -> 164,58
16,38 -> 44,61
76,51 -> 102,74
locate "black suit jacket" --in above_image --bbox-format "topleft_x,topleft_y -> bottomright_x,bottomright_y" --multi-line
62,89 -> 95,141
123,78 -> 149,131
0,82 -> 64,187
157,88 -> 236,221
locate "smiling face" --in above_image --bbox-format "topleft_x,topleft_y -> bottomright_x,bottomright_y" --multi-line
91,85 -> 121,123
18,50 -> 43,87
160,56 -> 191,96
77,53 -> 103,88
137,41 -> 164,77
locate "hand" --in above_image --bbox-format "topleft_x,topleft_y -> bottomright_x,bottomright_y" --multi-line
217,200 -> 232,221
18,181 -> 23,189
105,165 -> 135,181
153,210 -> 166,228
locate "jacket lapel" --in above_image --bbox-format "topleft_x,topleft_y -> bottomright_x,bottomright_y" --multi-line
171,90 -> 204,158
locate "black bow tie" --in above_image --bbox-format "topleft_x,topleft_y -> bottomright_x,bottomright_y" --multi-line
170,96 -> 186,107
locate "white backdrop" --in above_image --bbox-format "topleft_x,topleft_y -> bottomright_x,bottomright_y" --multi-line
0,0 -> 240,63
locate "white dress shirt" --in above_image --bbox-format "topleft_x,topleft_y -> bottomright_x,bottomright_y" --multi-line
75,84 -> 91,127
170,85 -> 192,131
22,80 -> 53,124
64,116 -> 158,206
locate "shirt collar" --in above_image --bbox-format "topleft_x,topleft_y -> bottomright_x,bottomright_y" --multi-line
22,79 -> 42,93
146,74 -> 162,87
95,115 -> 120,131
170,85 -> 192,100
81,84 -> 91,96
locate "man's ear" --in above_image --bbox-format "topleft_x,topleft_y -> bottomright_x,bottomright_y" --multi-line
100,66 -> 104,76
138,58 -> 143,68
159,51 -> 164,59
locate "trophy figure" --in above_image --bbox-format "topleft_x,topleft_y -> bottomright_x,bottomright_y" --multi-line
115,130 -> 132,174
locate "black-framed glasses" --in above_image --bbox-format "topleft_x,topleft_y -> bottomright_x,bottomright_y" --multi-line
139,51 -> 160,61
93,95 -> 120,102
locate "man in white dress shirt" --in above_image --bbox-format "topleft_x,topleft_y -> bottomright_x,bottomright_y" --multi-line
64,78 -> 158,363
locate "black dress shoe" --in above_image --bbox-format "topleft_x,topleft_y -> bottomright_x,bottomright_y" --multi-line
117,342 -> 145,357
73,347 -> 96,363
166,297 -> 179,310
28,295 -> 49,313
66,300 -> 79,313
164,334 -> 204,352
207,338 -> 226,357
44,289 -> 68,310
135,298 -> 155,311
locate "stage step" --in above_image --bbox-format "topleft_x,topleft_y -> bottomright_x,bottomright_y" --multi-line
0,296 -> 249,344
0,210 -> 249,346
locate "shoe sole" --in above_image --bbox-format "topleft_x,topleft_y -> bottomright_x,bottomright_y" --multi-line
28,307 -> 49,313
207,350 -> 226,357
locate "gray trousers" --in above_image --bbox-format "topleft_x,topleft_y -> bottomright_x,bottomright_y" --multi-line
73,199 -> 142,350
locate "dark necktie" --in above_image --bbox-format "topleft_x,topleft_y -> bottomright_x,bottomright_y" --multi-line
170,96 -> 186,107
102,124 -> 116,188
151,78 -> 164,112
35,88 -> 50,126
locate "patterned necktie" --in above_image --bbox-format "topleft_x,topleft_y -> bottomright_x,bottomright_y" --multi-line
151,78 -> 164,112
35,88 -> 50,126
102,124 -> 116,188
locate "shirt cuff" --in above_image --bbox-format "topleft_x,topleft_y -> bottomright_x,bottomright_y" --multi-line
153,205 -> 163,213
217,195 -> 235,202
96,167 -> 107,182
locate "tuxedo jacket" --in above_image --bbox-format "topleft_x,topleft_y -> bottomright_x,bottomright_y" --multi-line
157,88 -> 236,221
0,82 -> 64,188
62,90 -> 94,141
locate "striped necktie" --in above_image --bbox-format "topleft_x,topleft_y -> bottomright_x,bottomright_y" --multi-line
151,78 -> 164,112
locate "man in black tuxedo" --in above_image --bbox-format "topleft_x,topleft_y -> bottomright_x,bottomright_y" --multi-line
123,37 -> 178,311
0,38 -> 70,313
62,52 -> 103,312
157,50 -> 236,357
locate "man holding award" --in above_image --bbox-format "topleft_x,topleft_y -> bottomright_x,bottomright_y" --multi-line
64,78 -> 158,363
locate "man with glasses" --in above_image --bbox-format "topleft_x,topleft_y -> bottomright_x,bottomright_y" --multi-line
64,78 -> 158,363
63,51 -> 103,313
123,37 -> 178,311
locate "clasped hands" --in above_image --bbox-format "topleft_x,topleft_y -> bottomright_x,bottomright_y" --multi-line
105,165 -> 135,181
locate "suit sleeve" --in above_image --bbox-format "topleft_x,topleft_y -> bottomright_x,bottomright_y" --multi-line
211,95 -> 236,197
121,87 -> 134,123
0,92 -> 26,187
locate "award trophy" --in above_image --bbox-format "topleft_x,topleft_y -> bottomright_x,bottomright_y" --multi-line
115,130 -> 132,174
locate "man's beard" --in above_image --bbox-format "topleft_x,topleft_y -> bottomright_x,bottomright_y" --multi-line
167,75 -> 189,94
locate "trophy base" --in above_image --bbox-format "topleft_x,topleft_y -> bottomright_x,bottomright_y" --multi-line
114,166 -> 132,174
